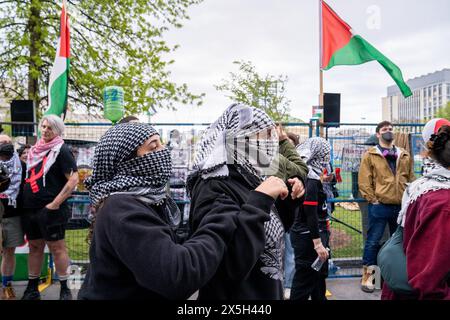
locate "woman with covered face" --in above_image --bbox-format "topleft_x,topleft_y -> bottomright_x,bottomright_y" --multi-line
290,137 -> 332,300
78,122 -> 288,300
0,134 -> 26,300
187,103 -> 308,300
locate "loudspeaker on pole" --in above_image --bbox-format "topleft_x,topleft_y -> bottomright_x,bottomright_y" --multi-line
10,100 -> 36,137
323,93 -> 341,127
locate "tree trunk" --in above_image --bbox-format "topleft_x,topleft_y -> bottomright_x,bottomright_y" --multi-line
28,0 -> 42,116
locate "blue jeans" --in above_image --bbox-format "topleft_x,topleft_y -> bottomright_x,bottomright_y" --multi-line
284,232 -> 295,288
362,203 -> 400,266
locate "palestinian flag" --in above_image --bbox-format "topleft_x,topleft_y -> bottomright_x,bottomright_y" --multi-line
46,1 -> 70,117
321,0 -> 412,98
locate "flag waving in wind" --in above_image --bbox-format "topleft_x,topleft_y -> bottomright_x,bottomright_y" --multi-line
321,1 -> 412,98
46,1 -> 70,117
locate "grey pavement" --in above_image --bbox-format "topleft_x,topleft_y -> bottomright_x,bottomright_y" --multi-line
5,277 -> 381,300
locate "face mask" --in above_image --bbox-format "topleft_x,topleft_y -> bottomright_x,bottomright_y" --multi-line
117,148 -> 172,188
0,143 -> 14,159
381,132 -> 394,142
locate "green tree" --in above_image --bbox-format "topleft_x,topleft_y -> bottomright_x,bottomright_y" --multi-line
0,0 -> 204,117
436,102 -> 450,120
215,60 -> 291,122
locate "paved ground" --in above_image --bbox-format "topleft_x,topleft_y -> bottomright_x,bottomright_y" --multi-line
6,277 -> 381,300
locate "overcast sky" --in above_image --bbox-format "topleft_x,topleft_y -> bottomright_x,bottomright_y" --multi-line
150,0 -> 450,124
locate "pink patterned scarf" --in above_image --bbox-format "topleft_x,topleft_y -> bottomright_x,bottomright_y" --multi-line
27,136 -> 64,179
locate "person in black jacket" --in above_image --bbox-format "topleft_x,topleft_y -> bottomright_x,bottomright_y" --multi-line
0,135 -> 26,300
78,122 -> 288,300
290,137 -> 332,300
187,104 -> 308,300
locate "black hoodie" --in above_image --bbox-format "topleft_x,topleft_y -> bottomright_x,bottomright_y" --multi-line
189,165 -> 299,300
78,189 -> 272,300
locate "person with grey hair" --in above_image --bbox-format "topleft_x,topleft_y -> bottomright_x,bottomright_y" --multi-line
21,114 -> 79,300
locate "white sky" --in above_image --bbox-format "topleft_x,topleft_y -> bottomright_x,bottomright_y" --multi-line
150,0 -> 450,124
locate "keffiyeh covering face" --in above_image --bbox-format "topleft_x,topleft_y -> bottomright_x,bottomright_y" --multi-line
0,146 -> 22,207
192,103 -> 278,181
296,137 -> 331,180
85,123 -> 172,208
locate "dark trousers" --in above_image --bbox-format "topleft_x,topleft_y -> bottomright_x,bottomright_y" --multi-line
363,203 -> 400,266
290,229 -> 330,301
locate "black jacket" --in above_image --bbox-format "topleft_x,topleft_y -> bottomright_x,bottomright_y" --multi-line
291,178 -> 328,239
78,190 -> 271,300
189,165 -> 298,300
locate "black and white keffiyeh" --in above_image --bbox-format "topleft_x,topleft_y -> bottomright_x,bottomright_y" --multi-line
85,123 -> 173,208
296,137 -> 331,180
189,103 -> 286,282
191,103 -> 278,183
0,150 -> 22,207
422,157 -> 442,175
397,166 -> 450,227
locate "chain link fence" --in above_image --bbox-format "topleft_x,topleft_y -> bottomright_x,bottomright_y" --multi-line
0,120 -> 425,279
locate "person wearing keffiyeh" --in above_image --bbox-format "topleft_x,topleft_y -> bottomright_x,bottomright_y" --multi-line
0,134 -> 26,300
187,103 -> 307,300
77,122 -> 288,300
289,137 -> 332,300
21,115 -> 79,301
382,122 -> 450,300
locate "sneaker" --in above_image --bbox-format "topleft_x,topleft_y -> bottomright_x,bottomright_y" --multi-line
59,287 -> 72,300
21,287 -> 41,300
1,286 -> 16,300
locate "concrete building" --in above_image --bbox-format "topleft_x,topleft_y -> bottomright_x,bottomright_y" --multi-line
382,69 -> 450,123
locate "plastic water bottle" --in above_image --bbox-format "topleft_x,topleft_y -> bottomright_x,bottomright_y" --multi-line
311,248 -> 330,271
103,86 -> 124,123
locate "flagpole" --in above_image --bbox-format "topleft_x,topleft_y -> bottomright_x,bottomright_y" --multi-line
319,0 -> 324,136
63,0 -> 68,121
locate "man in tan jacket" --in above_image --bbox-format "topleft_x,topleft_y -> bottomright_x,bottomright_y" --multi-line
358,121 -> 415,293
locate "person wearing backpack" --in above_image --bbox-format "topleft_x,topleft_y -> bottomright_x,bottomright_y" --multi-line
381,120 -> 450,300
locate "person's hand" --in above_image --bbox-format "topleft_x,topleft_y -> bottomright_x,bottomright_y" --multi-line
45,202 -> 60,210
275,124 -> 288,141
255,176 -> 289,200
287,177 -> 305,199
314,243 -> 329,262
322,173 -> 334,182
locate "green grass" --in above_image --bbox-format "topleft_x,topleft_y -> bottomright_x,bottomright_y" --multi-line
330,206 -> 363,259
63,206 -> 365,262
65,229 -> 90,262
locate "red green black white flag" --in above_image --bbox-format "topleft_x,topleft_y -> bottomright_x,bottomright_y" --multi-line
321,0 -> 412,98
46,1 -> 70,117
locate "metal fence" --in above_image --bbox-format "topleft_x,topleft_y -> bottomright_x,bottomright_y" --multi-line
317,122 -> 424,277
1,120 -> 425,279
